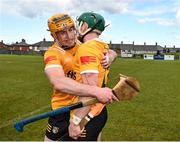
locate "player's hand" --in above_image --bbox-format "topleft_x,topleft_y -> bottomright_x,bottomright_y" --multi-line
68,122 -> 82,139
100,54 -> 111,69
101,50 -> 117,69
96,87 -> 119,104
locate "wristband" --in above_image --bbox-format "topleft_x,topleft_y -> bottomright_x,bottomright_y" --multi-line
83,113 -> 94,123
79,113 -> 94,129
88,113 -> 94,118
84,116 -> 91,122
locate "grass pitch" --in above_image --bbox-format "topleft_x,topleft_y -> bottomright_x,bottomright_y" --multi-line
0,54 -> 180,140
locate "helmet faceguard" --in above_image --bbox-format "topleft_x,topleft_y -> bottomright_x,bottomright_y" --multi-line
48,13 -> 76,49
76,12 -> 106,40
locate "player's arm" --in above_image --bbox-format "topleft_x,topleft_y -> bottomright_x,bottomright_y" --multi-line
109,49 -> 117,62
45,66 -> 113,103
101,49 -> 117,69
68,72 -> 119,139
68,73 -> 99,139
69,73 -> 99,118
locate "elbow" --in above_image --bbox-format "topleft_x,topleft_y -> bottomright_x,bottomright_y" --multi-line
53,82 -> 62,91
111,50 -> 117,57
109,50 -> 117,62
53,82 -> 64,92
114,51 -> 118,57
53,78 -> 67,93
44,68 -> 68,92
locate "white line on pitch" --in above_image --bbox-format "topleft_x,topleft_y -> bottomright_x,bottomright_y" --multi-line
0,105 -> 50,129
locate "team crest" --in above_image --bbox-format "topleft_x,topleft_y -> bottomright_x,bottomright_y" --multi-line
62,23 -> 67,28
52,126 -> 59,134
67,70 -> 76,80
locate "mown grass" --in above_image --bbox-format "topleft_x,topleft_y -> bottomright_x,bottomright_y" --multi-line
103,58 -> 180,140
0,54 -> 51,140
0,55 -> 180,140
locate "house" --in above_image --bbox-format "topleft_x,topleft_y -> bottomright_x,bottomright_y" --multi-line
165,45 -> 180,53
31,38 -> 53,54
0,40 -> 10,54
8,39 -> 31,54
110,41 -> 164,55
0,40 -> 6,48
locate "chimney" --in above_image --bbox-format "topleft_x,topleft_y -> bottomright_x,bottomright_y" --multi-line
22,39 -> 26,43
121,41 -> 123,44
109,40 -> 112,49
132,41 -> 134,45
164,45 -> 166,48
173,45 -> 175,48
155,42 -> 157,46
43,38 -> 46,42
144,42 -> 146,45
1,40 -> 3,43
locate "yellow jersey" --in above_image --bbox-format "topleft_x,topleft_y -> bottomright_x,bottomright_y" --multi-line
73,38 -> 109,116
44,42 -> 80,109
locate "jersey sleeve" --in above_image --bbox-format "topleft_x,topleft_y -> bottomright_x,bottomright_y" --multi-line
77,46 -> 100,74
44,50 -> 62,70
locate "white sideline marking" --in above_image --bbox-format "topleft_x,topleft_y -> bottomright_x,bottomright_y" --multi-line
0,105 -> 50,129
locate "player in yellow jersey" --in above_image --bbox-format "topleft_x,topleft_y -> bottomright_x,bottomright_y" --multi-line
68,12 -> 116,140
44,13 -> 118,141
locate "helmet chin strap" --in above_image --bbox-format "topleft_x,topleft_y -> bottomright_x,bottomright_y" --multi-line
77,21 -> 91,42
77,21 -> 92,36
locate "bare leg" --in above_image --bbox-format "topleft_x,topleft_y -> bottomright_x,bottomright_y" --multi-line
97,132 -> 102,141
44,135 -> 54,142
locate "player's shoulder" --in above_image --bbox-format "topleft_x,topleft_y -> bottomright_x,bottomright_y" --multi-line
93,38 -> 108,48
79,38 -> 108,51
87,38 -> 108,47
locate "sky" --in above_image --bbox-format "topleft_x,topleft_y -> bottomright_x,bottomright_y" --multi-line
0,0 -> 180,47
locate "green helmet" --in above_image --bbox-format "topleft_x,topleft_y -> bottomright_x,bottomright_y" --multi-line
77,12 -> 105,32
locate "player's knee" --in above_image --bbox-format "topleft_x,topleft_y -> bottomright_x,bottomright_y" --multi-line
44,135 -> 53,142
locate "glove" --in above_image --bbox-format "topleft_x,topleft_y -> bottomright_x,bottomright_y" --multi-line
112,74 -> 140,101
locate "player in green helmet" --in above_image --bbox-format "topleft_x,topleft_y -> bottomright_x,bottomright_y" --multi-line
68,11 -> 117,141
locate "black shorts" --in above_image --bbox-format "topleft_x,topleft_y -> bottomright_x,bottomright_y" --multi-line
45,107 -> 108,141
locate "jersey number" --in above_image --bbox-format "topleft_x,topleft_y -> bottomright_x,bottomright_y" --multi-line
67,70 -> 76,80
